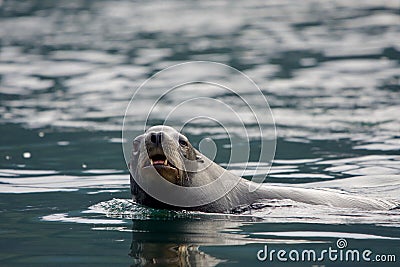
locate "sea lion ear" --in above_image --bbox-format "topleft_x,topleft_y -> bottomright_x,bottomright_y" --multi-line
196,154 -> 204,163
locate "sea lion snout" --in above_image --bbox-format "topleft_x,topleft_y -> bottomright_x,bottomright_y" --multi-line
148,131 -> 163,147
144,130 -> 165,155
144,129 -> 175,160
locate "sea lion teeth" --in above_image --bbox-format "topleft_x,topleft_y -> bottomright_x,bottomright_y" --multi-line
164,159 -> 168,166
150,159 -> 154,165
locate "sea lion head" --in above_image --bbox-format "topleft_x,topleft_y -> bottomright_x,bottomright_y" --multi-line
130,125 -> 200,186
129,125 -> 254,211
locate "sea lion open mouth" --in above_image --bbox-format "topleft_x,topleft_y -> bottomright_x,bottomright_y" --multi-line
149,154 -> 169,167
144,150 -> 180,183
146,153 -> 178,171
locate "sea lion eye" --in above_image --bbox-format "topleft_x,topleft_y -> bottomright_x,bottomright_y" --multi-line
179,138 -> 188,147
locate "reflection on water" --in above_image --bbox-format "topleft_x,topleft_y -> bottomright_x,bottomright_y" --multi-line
129,242 -> 223,266
1,0 -> 400,266
128,219 -> 242,266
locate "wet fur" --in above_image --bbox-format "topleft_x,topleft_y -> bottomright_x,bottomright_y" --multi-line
130,126 -> 399,213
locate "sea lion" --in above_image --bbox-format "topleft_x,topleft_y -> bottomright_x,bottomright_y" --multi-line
129,125 -> 398,213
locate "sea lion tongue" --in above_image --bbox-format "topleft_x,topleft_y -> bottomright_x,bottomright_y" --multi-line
152,159 -> 167,165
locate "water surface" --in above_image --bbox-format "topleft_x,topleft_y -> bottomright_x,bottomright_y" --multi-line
1,0 -> 400,266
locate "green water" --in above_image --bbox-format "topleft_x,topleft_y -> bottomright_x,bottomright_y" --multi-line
1,1 -> 400,266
